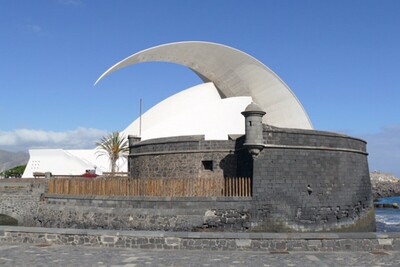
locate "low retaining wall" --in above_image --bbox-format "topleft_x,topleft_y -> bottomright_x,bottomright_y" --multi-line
39,195 -> 253,231
0,179 -> 47,226
1,226 -> 399,251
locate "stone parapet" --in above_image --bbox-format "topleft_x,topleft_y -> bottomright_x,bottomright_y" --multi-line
263,126 -> 367,152
129,135 -> 250,180
1,226 -> 399,251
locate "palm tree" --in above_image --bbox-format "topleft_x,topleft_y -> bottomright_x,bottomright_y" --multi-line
96,132 -> 129,175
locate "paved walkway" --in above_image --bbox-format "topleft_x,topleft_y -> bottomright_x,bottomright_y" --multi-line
0,242 -> 399,266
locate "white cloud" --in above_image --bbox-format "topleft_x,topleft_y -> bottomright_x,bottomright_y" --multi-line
0,128 -> 108,152
57,0 -> 82,6
26,24 -> 42,34
362,125 -> 400,178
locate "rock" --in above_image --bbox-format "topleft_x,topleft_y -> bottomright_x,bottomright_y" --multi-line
370,172 -> 400,200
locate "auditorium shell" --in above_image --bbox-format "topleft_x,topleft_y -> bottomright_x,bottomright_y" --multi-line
23,41 -> 312,178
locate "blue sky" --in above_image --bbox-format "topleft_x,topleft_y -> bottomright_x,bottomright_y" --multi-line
0,0 -> 399,176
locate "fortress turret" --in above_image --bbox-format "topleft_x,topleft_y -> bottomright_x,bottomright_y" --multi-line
241,102 -> 266,157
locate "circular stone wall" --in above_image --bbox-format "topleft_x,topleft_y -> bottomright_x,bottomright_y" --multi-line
251,126 -> 375,232
41,128 -> 375,232
127,127 -> 375,232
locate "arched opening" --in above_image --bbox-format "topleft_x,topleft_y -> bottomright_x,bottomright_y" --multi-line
0,214 -> 18,226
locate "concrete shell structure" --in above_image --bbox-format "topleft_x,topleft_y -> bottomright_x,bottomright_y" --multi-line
21,83 -> 250,178
23,41 -> 315,178
121,82 -> 252,140
96,41 -> 313,130
22,149 -> 127,178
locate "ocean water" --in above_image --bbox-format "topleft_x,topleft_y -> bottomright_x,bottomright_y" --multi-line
375,197 -> 400,232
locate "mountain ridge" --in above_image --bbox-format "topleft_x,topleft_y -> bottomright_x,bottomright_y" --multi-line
0,149 -> 29,171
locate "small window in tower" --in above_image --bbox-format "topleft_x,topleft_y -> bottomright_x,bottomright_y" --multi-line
202,160 -> 213,171
249,121 -> 253,126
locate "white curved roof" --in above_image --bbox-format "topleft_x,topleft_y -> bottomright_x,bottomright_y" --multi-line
96,41 -> 313,129
121,82 -> 252,140
22,83 -> 247,178
22,149 -> 127,178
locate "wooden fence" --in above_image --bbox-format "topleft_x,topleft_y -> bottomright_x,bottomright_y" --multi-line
48,177 -> 251,197
224,177 -> 252,197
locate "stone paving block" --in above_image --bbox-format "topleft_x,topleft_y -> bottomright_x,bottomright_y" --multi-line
235,238 -> 251,247
101,236 -> 117,244
378,238 -> 393,246
45,234 -> 57,240
165,237 -> 180,246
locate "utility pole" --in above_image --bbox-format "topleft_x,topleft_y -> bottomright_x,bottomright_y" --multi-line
139,98 -> 142,137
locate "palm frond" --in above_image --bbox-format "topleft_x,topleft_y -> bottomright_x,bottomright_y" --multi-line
96,131 -> 129,174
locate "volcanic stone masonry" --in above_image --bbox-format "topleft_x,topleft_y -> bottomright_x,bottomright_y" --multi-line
126,103 -> 375,232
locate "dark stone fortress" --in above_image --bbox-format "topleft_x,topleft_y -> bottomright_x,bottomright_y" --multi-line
1,103 -> 374,232
128,103 -> 375,232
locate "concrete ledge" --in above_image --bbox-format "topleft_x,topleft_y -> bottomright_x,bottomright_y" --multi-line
263,144 -> 368,155
45,194 -> 252,202
129,149 -> 236,156
1,226 -> 399,251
